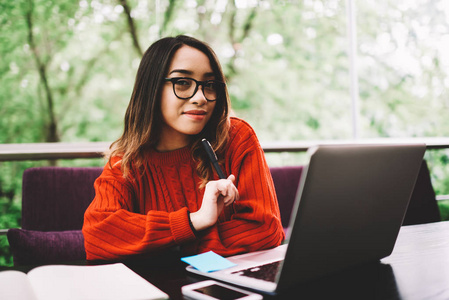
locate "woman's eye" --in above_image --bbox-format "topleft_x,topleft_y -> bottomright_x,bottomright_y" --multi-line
205,81 -> 216,90
176,79 -> 192,86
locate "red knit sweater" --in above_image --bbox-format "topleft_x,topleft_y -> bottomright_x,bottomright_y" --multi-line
82,117 -> 285,260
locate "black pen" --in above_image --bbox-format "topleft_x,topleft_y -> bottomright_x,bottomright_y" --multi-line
201,138 -> 226,179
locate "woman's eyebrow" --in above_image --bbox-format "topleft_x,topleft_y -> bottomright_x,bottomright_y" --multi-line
168,69 -> 215,78
169,69 -> 192,75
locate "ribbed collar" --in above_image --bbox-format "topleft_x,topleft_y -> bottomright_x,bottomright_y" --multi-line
146,146 -> 191,166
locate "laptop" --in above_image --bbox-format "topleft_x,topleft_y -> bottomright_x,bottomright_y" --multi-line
186,144 -> 426,294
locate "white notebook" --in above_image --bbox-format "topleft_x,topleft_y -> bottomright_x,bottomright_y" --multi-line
0,263 -> 168,300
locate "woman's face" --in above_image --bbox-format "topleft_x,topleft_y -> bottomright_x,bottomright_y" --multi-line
157,45 -> 217,152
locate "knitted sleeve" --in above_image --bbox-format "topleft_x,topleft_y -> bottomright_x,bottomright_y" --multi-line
194,118 -> 285,256
82,159 -> 196,261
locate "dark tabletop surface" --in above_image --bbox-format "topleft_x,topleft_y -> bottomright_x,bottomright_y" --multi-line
2,221 -> 448,300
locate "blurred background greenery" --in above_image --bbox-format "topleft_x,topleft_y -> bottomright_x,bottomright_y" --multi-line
1,0 -> 449,266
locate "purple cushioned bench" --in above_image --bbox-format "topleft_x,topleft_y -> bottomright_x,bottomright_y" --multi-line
7,167 -> 102,266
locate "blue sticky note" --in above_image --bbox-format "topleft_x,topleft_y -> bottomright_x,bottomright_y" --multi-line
181,251 -> 237,273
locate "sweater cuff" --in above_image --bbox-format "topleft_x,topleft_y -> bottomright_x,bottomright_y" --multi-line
169,207 -> 196,244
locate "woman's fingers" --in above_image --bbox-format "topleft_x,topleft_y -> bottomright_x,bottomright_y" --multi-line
219,175 -> 239,206
204,174 -> 239,206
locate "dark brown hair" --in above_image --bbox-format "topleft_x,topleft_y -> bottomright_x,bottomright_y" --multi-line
108,35 -> 230,187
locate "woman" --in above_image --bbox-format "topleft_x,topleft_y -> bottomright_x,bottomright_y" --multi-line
82,35 -> 284,260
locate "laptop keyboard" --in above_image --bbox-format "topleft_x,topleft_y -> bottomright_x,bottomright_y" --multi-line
231,260 -> 282,282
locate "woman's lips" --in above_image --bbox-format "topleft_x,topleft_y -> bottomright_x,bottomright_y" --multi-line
183,110 -> 207,120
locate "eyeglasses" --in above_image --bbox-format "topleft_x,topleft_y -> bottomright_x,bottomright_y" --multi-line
164,77 -> 225,102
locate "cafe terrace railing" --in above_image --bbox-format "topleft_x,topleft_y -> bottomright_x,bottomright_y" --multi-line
1,137 -> 449,234
3,138 -> 449,161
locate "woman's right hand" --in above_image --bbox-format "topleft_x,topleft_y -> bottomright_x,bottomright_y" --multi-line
190,174 -> 239,231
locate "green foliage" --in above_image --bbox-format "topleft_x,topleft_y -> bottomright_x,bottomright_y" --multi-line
357,0 -> 449,138
438,200 -> 449,221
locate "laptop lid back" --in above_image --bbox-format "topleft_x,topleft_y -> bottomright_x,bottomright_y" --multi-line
276,144 -> 426,290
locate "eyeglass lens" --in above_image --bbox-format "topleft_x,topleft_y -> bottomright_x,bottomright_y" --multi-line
173,78 -> 218,101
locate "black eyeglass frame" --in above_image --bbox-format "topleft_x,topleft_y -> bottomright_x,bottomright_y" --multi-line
164,77 -> 225,102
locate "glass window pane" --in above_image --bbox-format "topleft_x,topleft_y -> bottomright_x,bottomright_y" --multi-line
357,0 -> 449,137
